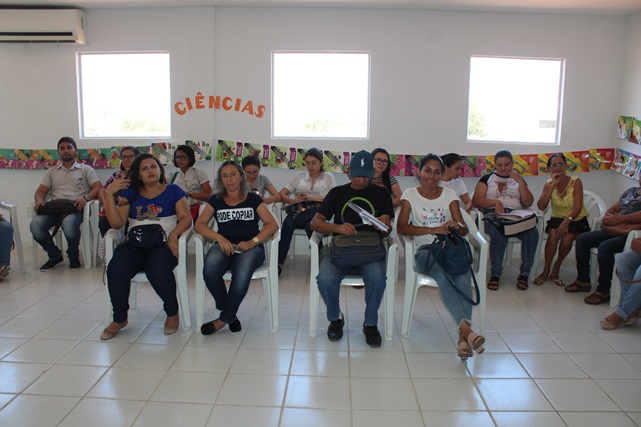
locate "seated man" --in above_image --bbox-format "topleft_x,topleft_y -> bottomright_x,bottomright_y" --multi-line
30,137 -> 101,270
310,150 -> 394,348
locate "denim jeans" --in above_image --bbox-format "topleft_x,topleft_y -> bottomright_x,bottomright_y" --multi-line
316,253 -> 387,326
485,223 -> 539,278
30,212 -> 83,260
575,230 -> 627,294
613,249 -> 641,318
106,244 -> 179,323
203,243 -> 265,324
278,209 -> 317,265
415,246 -> 473,327
0,219 -> 13,266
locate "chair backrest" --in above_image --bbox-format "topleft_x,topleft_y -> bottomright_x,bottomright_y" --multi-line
582,190 -> 607,229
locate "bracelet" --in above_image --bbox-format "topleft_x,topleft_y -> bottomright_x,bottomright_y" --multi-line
565,216 -> 573,221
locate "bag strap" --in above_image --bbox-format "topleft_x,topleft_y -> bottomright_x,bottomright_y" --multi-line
50,214 -> 70,239
443,264 -> 481,306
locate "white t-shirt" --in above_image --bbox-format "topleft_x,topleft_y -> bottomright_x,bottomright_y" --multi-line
284,171 -> 336,198
401,186 -> 459,247
173,167 -> 210,206
439,178 -> 468,197
480,173 -> 523,210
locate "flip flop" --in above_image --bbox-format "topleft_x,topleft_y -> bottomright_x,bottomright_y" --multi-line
552,278 -> 566,287
516,274 -> 529,291
584,291 -> 610,305
564,282 -> 592,293
487,276 -> 500,291
533,276 -> 547,286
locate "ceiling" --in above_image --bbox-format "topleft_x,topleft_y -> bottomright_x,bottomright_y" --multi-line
2,0 -> 641,15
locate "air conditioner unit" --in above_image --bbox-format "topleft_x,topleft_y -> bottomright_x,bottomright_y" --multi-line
0,9 -> 86,44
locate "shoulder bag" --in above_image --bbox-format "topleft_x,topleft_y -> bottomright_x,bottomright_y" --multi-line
329,231 -> 387,268
36,199 -> 80,239
126,224 -> 167,249
417,230 -> 481,306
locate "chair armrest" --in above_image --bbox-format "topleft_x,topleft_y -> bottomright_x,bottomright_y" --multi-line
178,226 -> 193,259
592,216 -> 603,230
0,201 -> 14,211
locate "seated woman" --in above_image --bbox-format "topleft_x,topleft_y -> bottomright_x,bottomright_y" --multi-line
440,153 -> 473,213
172,145 -> 213,220
398,154 -> 484,360
534,154 -> 590,287
600,248 -> 641,329
0,206 -> 13,282
278,148 -> 336,274
370,148 -> 402,206
101,154 -> 191,340
565,173 -> 641,305
195,161 -> 279,335
472,149 -> 539,291
242,155 -> 281,204
97,146 -> 140,237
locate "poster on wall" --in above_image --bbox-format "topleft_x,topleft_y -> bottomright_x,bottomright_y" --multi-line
513,154 -> 539,176
323,150 -> 351,173
617,116 -> 635,140
389,154 -> 405,177
564,151 -> 590,173
405,154 -> 424,177
462,155 -> 486,178
215,140 -> 236,162
78,148 -> 111,169
629,119 -> 641,144
0,149 -> 17,169
538,153 -> 554,175
613,148 -> 631,174
185,140 -> 212,161
589,148 -> 615,171
149,142 -> 176,165
623,154 -> 640,179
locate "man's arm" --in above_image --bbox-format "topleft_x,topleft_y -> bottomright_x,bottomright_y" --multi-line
311,213 -> 357,236
34,185 -> 50,210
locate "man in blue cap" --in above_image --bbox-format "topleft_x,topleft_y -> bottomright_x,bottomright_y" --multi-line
310,150 -> 394,347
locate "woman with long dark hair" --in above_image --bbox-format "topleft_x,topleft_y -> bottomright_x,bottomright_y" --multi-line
101,154 -> 191,340
370,148 -> 402,206
440,153 -> 473,213
172,145 -> 213,220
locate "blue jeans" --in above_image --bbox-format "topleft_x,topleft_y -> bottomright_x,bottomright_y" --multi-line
613,249 -> 641,319
415,246 -> 473,327
30,212 -> 83,260
278,209 -> 317,265
0,219 -> 13,266
575,230 -> 627,294
106,244 -> 179,323
203,243 -> 265,324
316,253 -> 387,326
485,223 -> 539,278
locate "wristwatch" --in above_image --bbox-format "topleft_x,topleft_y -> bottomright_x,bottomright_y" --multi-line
252,237 -> 260,246
84,195 -> 90,202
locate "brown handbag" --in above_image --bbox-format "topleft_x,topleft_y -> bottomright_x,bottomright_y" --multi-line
601,222 -> 641,237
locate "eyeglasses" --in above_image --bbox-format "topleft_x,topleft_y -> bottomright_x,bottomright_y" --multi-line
120,154 -> 135,160
550,162 -> 566,168
175,155 -> 188,160
374,158 -> 389,165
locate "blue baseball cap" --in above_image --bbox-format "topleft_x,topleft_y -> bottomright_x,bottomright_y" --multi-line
350,150 -> 374,178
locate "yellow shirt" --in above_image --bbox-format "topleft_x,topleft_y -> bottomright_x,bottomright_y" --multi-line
548,176 -> 588,220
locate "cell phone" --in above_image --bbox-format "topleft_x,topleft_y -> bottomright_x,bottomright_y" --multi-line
232,244 -> 243,254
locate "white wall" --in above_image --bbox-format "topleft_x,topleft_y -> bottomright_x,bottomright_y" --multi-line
0,6 -> 631,243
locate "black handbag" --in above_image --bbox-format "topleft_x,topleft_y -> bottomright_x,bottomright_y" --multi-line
36,199 -> 80,238
127,224 -> 167,249
329,231 -> 387,268
416,230 -> 481,306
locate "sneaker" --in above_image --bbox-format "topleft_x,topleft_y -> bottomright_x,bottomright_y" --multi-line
229,317 -> 242,333
327,314 -> 344,341
363,324 -> 382,348
40,256 -> 63,271
69,258 -> 81,270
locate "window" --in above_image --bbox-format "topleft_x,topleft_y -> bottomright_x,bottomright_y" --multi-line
78,52 -> 171,138
272,51 -> 370,139
467,56 -> 565,145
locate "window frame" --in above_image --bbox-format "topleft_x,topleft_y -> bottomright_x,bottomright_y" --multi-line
466,55 -> 566,146
77,50 -> 172,139
271,50 -> 371,140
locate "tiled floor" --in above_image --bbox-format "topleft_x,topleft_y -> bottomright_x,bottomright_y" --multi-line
0,248 -> 640,426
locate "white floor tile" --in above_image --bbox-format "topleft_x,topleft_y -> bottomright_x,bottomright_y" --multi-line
229,348 -> 292,375
492,411 -> 566,427
24,364 -> 107,396
0,395 -> 79,427
2,338 -> 77,363
171,345 -> 237,373
476,379 -> 553,411
351,378 -> 419,410
349,351 -> 410,377
285,376 -> 350,409
0,394 -> 15,411
151,371 -> 225,404
290,349 -> 349,377
559,411 -> 638,427
405,352 -> 471,379
87,367 -> 166,400
0,337 -> 27,359
217,373 -> 287,406
207,405 -> 281,427
281,408 -> 351,427
0,362 -> 50,393
113,343 -> 183,370
423,411 -> 494,427
594,379 -> 641,412
535,379 -> 619,411
501,331 -> 564,353
516,353 -> 588,378
466,353 -> 529,378
550,332 -> 616,353
59,398 -> 145,427
133,401 -> 212,427
57,340 -> 131,366
35,319 -> 102,340
414,378 -> 485,411
570,353 -> 641,379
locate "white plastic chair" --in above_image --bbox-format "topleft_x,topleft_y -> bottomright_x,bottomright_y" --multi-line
0,201 -> 26,273
194,209 -> 280,332
31,200 -> 95,269
88,200 -> 102,267
398,209 -> 487,338
308,231 -> 398,341
278,203 -> 310,260
103,227 -> 193,330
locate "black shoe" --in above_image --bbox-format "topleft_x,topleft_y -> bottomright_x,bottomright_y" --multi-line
363,324 -> 382,348
69,258 -> 81,270
201,319 -> 220,336
40,256 -> 63,271
327,314 -> 344,341
229,317 -> 242,334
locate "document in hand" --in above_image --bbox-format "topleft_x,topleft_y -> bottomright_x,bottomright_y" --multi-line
347,201 -> 389,233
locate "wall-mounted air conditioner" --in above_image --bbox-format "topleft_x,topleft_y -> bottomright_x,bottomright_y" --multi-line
0,9 -> 86,44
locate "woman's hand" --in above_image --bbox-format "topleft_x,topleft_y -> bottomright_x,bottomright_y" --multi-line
167,232 -> 179,258
105,178 -> 130,197
430,224 -> 451,235
494,199 -> 505,214
602,214 -> 623,226
236,240 -> 254,252
217,236 -> 235,255
557,218 -> 570,238
550,172 -> 563,187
